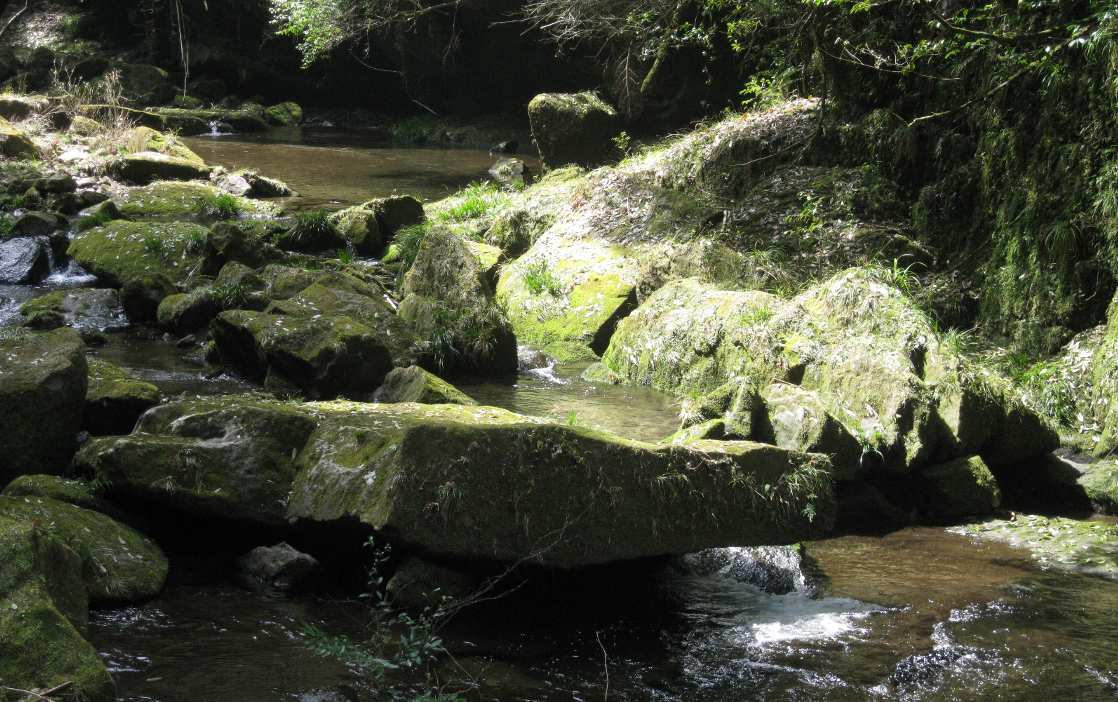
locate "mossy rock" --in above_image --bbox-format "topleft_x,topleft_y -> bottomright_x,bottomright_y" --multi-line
0,95 -> 49,120
372,366 -> 477,405
85,358 -> 160,436
260,264 -> 319,300
202,219 -> 286,274
955,515 -> 1118,578
329,205 -> 384,256
1078,459 -> 1118,515
0,496 -> 167,602
156,290 -> 220,335
0,516 -> 115,702
75,397 -> 317,525
0,328 -> 87,486
0,116 -> 40,159
153,105 -> 269,134
264,101 -> 303,126
400,227 -> 517,372
496,236 -> 638,363
111,152 -> 212,185
288,401 -> 835,567
211,310 -> 395,399
123,126 -> 205,165
386,557 -> 477,611
761,383 -> 864,481
2,475 -> 109,514
527,92 -> 621,170
919,456 -> 1002,520
67,220 -> 209,321
115,181 -> 280,222
667,418 -> 727,444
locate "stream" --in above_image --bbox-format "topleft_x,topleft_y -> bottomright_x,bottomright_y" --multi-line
5,128 -> 1118,701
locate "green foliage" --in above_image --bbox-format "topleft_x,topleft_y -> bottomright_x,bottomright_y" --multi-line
0,216 -> 11,238
198,193 -> 242,221
432,182 -> 509,223
210,281 -> 251,309
391,222 -> 432,281
521,260 -> 563,297
141,235 -> 170,261
302,538 -> 461,699
288,208 -> 336,243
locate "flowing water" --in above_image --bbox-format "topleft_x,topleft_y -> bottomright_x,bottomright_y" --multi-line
5,131 -> 1118,700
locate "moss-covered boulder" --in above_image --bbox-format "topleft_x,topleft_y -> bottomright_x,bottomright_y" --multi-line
211,310 -> 394,399
0,328 -> 87,486
76,397 -> 317,524
153,105 -> 270,134
85,358 -> 160,436
0,496 -> 167,602
399,227 -> 517,372
111,152 -> 212,185
0,95 -> 49,120
761,383 -> 864,481
373,366 -> 477,405
19,288 -> 126,331
0,116 -> 39,159
202,219 -> 286,274
919,456 -> 1002,520
289,401 -> 835,567
260,264 -> 319,300
124,126 -> 205,164
955,515 -> 1118,578
1079,459 -> 1118,514
0,516 -> 115,702
330,195 -> 425,256
156,290 -> 220,335
528,92 -> 621,170
68,220 -> 209,321
264,101 -> 303,126
1,476 -> 109,514
114,181 -> 280,221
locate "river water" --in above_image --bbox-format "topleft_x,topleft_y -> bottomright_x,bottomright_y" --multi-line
4,129 -> 1117,700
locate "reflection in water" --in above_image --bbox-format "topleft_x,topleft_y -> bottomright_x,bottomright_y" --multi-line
184,128 -> 533,211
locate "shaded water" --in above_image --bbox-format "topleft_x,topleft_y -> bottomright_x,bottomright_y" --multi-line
89,527 -> 1118,701
184,128 -> 531,211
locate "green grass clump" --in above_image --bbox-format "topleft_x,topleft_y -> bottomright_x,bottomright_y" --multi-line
522,259 -> 563,297
433,182 -> 510,224
199,193 -> 242,220
288,208 -> 335,243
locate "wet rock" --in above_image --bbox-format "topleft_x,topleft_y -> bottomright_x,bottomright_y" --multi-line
0,116 -> 40,159
264,101 -> 303,126
74,200 -> 123,231
0,496 -> 167,602
399,227 -> 518,372
387,558 -> 477,610
0,236 -> 50,284
373,365 -> 477,405
954,514 -> 1118,578
489,140 -> 519,155
0,515 -> 115,702
211,310 -> 394,399
528,92 -> 621,170
919,456 -> 1002,520
112,151 -> 212,185
0,328 -> 87,485
84,359 -> 161,436
153,105 -> 270,134
68,220 -> 210,322
202,220 -> 285,274
681,545 -> 808,595
236,542 -> 319,593
19,289 -> 127,332
76,397 -> 317,525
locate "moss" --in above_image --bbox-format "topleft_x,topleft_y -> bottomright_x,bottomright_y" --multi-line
264,101 -> 303,126
0,516 -> 115,702
211,310 -> 394,399
67,221 -> 209,315
372,366 -> 477,405
527,92 -> 621,169
2,475 -> 107,513
0,496 -> 167,603
1079,460 -> 1118,515
0,116 -> 39,159
123,126 -> 204,165
954,515 -> 1118,578
114,181 -> 279,221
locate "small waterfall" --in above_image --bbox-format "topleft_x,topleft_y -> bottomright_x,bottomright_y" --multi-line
208,120 -> 235,136
681,545 -> 810,595
518,345 -> 568,385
